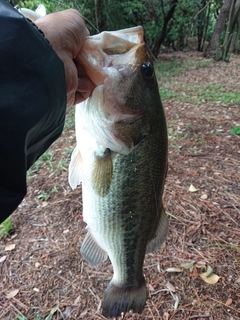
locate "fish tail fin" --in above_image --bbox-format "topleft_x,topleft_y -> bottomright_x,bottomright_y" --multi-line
102,278 -> 147,318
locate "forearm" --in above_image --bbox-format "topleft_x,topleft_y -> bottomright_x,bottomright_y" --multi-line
0,0 -> 66,219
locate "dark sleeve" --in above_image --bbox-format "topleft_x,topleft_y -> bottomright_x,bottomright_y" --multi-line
0,0 -> 67,221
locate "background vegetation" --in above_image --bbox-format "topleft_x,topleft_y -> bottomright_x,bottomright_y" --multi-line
15,0 -> 240,61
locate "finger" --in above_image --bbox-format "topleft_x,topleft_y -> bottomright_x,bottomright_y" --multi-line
75,76 -> 95,104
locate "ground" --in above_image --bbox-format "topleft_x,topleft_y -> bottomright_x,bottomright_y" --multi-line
0,52 -> 240,320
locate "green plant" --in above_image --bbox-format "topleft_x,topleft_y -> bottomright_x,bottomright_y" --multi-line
38,191 -> 50,201
195,60 -> 211,69
155,59 -> 193,81
38,187 -> 58,201
0,217 -> 14,239
230,126 -> 240,135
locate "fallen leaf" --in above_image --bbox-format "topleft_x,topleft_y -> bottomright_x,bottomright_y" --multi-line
5,243 -> 16,251
206,265 -> 213,277
200,272 -> 220,284
147,283 -> 155,292
79,309 -> 88,317
189,184 -> 198,192
236,277 -> 240,283
41,201 -> 48,208
181,261 -> 195,269
225,298 -> 232,306
195,261 -> 206,268
73,295 -> 81,305
6,289 -> 19,299
163,311 -> 170,320
166,267 -> 182,273
165,281 -> 175,292
63,306 -> 72,318
0,255 -> 7,263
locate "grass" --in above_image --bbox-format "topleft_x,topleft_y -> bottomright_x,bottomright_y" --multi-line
155,59 -> 193,81
160,84 -> 240,104
14,305 -> 66,320
0,217 -> 14,239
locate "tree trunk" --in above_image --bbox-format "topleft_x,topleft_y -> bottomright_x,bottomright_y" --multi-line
95,0 -> 106,32
204,0 -> 232,60
222,0 -> 240,60
234,14 -> 240,52
152,0 -> 179,57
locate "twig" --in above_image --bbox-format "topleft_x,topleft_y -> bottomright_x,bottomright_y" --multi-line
202,243 -> 240,250
207,296 -> 240,314
189,314 -> 210,319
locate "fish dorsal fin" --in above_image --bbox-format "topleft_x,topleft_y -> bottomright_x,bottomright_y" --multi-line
146,206 -> 168,254
80,231 -> 108,268
92,149 -> 113,196
68,147 -> 82,189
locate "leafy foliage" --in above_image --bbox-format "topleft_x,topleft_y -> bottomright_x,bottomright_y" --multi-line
0,217 -> 14,239
230,126 -> 240,135
17,0 -> 236,55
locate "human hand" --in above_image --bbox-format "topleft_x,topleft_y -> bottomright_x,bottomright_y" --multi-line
35,9 -> 94,107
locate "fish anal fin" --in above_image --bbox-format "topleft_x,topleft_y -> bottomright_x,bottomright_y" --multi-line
80,231 -> 108,268
68,147 -> 82,189
92,148 -> 113,197
146,206 -> 168,254
102,278 -> 147,318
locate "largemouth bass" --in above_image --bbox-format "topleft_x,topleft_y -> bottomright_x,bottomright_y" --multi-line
69,26 -> 168,318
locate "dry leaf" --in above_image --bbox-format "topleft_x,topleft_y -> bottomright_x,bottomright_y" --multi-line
5,243 -> 16,251
189,184 -> 198,192
200,272 -> 220,284
181,261 -> 195,270
165,281 -> 175,292
0,255 -> 7,263
73,295 -> 81,305
206,265 -> 213,277
163,311 -> 170,320
147,283 -> 155,292
236,277 -> 240,283
41,201 -> 48,208
166,267 -> 182,273
225,298 -> 232,306
6,289 -> 19,299
195,261 -> 206,268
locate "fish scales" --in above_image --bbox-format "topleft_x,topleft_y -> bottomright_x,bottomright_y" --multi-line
69,26 -> 168,318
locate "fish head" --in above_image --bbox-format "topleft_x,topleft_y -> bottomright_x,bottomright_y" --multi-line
80,26 -> 159,117
77,26 -> 162,153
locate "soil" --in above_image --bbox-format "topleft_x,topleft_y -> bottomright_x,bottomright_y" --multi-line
0,52 -> 240,320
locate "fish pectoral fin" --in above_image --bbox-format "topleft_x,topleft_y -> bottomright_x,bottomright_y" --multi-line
68,147 -> 82,189
92,149 -> 113,196
146,206 -> 168,254
80,231 -> 108,268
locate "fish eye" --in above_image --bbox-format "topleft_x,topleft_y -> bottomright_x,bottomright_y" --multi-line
141,62 -> 154,79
